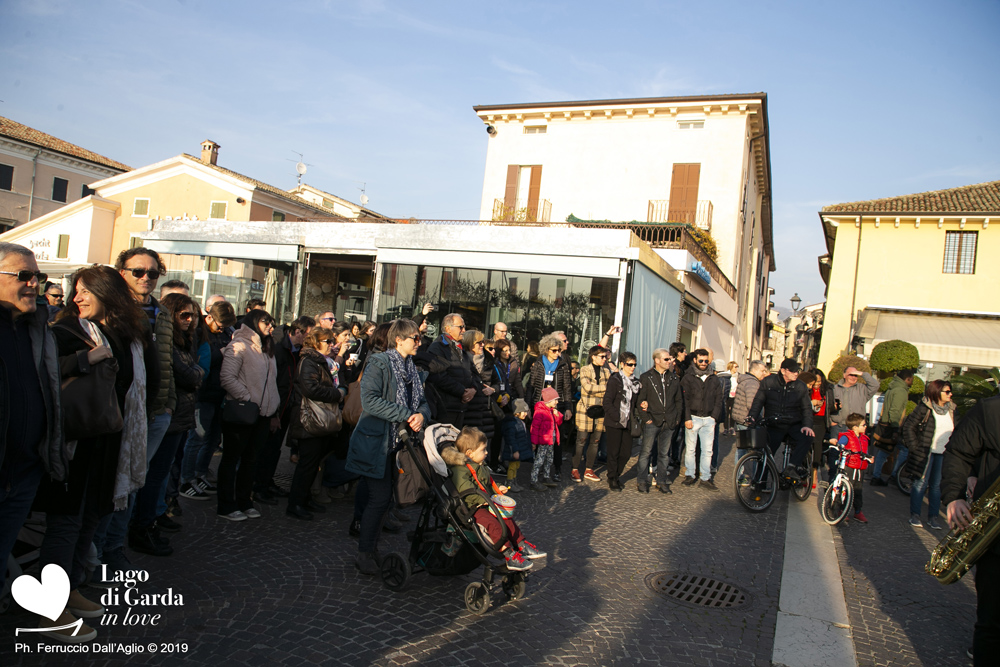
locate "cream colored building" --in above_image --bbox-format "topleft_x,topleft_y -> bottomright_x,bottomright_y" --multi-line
473,93 -> 775,364
0,115 -> 129,232
817,180 -> 1000,377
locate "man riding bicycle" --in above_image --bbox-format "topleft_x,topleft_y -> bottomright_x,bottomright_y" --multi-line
747,359 -> 815,483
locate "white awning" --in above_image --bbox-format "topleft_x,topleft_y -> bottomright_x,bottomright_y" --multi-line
861,309 -> 1000,368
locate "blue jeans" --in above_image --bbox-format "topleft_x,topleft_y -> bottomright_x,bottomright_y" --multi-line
182,401 -> 222,483
890,445 -> 909,478
93,411 -> 171,555
0,458 -> 44,572
322,454 -> 360,489
135,430 -> 185,528
910,452 -> 944,518
684,416 -> 716,481
637,421 -> 674,488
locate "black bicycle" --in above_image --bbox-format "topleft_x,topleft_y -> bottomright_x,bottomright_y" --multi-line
733,424 -> 814,512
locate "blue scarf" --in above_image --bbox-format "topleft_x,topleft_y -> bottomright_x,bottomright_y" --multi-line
386,349 -> 425,450
542,355 -> 559,375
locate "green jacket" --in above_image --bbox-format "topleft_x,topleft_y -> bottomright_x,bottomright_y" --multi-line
882,376 -> 909,425
442,445 -> 491,510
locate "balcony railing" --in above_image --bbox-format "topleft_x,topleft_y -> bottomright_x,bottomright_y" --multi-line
492,198 -> 552,224
647,199 -> 713,230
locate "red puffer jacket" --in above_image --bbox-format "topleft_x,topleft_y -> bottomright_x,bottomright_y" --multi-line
530,401 -> 563,446
838,430 -> 870,470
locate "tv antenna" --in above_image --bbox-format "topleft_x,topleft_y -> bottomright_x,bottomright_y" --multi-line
287,151 -> 313,186
358,182 -> 369,207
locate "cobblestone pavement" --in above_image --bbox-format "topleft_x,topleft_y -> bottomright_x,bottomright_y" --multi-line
827,475 -> 976,667
2,434 -> 791,667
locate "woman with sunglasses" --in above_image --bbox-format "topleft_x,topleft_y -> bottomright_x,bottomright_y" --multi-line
902,379 -> 955,529
346,319 -> 430,574
286,327 -> 347,520
461,329 -> 498,466
526,334 -> 573,479
218,310 -> 280,521
603,351 -> 640,491
130,293 -> 204,548
572,345 -> 612,483
37,265 -> 152,641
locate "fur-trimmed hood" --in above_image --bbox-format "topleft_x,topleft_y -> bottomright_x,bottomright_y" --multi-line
440,444 -> 469,467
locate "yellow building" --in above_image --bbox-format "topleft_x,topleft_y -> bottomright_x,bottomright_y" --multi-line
816,180 -> 1000,378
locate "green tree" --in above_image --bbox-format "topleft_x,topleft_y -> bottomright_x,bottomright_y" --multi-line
869,340 -> 919,378
949,368 -> 1000,417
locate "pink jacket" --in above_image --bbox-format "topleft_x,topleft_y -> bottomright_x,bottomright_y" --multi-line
530,401 -> 563,446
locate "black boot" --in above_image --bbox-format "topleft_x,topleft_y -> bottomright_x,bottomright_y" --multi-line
128,525 -> 173,557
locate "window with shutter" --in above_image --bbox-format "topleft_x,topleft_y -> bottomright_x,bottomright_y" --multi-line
57,234 -> 69,259
209,201 -> 228,220
81,184 -> 95,198
272,211 -> 286,222
0,164 -> 13,191
133,198 -> 150,217
52,177 -> 68,203
943,231 -> 978,274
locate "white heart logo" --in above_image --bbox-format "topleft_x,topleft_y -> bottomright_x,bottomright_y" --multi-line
11,564 -> 70,621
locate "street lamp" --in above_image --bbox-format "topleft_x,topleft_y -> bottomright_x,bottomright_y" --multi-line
790,293 -> 802,313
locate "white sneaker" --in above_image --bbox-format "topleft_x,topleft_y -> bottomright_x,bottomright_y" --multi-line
219,511 -> 247,522
244,508 -> 262,519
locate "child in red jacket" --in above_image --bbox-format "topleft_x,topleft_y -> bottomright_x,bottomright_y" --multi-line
530,387 -> 563,491
834,412 -> 874,524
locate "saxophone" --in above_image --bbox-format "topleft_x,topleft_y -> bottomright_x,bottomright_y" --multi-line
927,474 -> 1000,584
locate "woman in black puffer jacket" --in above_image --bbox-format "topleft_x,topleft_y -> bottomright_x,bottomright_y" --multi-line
902,379 -> 955,528
287,328 -> 346,520
602,351 -> 640,491
461,329 -> 496,458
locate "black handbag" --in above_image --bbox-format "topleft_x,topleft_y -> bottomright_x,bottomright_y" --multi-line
223,399 -> 259,425
489,397 -> 505,421
871,422 -> 897,451
55,322 -> 124,441
629,413 -> 642,438
586,404 -> 605,419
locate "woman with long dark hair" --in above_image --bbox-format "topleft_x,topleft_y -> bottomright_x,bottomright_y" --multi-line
37,265 -> 153,642
130,293 -> 204,546
218,309 -> 280,521
803,369 -> 834,488
903,379 -> 955,530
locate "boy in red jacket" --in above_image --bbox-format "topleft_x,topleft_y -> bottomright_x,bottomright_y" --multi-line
530,387 -> 563,491
834,413 -> 874,524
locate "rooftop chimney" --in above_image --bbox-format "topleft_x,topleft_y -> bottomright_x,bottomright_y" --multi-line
200,140 -> 220,166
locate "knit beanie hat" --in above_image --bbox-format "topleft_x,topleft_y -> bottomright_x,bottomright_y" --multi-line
541,387 -> 559,403
513,398 -> 529,414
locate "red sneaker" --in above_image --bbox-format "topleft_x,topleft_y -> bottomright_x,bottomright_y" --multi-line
854,511 -> 868,524
584,469 -> 600,482
570,470 -> 582,483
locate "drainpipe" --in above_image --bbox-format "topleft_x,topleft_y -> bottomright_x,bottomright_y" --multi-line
26,149 -> 41,222
848,217 -> 862,352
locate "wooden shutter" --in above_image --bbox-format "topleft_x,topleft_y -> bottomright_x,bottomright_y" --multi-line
527,166 -> 543,220
503,165 -> 519,212
667,163 -> 700,225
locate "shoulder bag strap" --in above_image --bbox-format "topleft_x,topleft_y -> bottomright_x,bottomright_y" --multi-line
466,463 -> 503,496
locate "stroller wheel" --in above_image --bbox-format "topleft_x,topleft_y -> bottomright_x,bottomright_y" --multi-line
464,582 -> 491,615
503,575 -> 526,601
380,552 -> 411,592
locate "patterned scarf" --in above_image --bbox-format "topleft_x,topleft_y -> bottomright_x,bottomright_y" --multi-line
79,318 -> 148,510
386,348 -> 425,450
619,372 -> 640,426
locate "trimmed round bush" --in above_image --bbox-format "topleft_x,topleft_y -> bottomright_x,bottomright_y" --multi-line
869,340 -> 919,378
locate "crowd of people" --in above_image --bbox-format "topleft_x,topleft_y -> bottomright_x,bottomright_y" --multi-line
1,240 -> 997,660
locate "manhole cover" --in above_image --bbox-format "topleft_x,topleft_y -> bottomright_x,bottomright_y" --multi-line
646,572 -> 749,609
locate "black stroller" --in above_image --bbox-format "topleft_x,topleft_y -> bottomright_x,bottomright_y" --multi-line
379,424 -> 528,615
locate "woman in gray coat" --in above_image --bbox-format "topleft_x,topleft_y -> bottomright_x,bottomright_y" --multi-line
346,319 -> 430,575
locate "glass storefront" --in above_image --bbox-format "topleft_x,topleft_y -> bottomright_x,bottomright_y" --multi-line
376,263 -> 618,363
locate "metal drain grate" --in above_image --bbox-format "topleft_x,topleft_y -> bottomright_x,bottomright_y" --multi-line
646,573 -> 748,609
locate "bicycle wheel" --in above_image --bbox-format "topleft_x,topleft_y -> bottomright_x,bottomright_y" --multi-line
734,450 -> 779,512
792,448 -> 814,502
897,473 -> 913,495
821,476 -> 853,525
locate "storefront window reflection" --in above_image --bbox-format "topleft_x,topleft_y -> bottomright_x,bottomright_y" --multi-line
377,263 -> 617,363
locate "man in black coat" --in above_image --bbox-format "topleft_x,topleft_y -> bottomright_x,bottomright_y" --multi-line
679,348 -> 724,489
635,348 -> 684,493
748,358 -> 816,482
942,395 -> 1000,666
421,313 -> 476,426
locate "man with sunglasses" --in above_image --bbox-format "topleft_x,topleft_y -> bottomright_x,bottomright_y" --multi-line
422,313 -> 477,426
635,348 -> 684,493
96,247 -> 174,562
44,282 -> 64,322
0,243 -> 66,574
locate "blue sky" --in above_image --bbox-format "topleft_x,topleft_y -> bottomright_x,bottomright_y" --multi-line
2,0 -> 998,309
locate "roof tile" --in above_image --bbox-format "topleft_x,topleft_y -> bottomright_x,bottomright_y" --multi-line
0,115 -> 130,171
822,180 -> 1000,214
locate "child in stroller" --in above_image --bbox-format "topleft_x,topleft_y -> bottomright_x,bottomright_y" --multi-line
442,427 -> 546,572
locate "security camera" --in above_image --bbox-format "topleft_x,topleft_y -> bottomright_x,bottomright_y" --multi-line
486,125 -> 497,136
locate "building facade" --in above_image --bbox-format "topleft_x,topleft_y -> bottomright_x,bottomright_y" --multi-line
817,180 -> 1000,379
473,94 -> 775,364
0,115 -> 129,232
